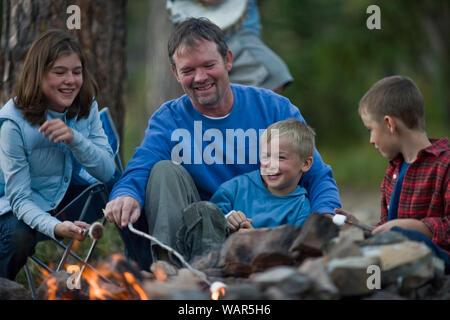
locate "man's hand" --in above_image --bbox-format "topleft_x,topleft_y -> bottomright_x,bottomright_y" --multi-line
54,220 -> 90,240
334,208 -> 361,225
372,218 -> 432,238
39,119 -> 74,144
227,210 -> 253,232
104,196 -> 141,228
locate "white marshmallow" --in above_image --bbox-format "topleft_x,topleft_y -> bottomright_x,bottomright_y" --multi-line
210,281 -> 227,293
332,214 -> 347,226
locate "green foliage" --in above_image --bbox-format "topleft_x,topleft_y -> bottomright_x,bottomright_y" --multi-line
258,0 -> 449,186
260,0 -> 449,144
123,0 -> 150,164
320,141 -> 387,188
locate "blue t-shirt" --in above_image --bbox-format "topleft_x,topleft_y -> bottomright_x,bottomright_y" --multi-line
210,169 -> 311,227
110,84 -> 341,213
388,161 -> 410,221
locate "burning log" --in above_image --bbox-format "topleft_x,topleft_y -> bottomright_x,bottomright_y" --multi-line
37,255 -> 148,300
37,271 -> 90,300
83,254 -> 149,300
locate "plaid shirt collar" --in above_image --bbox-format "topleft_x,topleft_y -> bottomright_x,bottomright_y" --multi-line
389,138 -> 449,167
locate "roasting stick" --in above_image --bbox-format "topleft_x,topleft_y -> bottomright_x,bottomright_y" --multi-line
75,222 -> 105,286
56,240 -> 75,272
56,222 -> 115,286
127,222 -> 212,286
56,222 -> 103,272
332,214 -> 375,232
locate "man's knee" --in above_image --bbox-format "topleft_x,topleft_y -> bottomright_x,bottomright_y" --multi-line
182,201 -> 227,230
183,201 -> 223,216
150,160 -> 188,181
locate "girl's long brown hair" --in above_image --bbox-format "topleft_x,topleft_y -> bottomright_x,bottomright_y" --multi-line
12,29 -> 99,126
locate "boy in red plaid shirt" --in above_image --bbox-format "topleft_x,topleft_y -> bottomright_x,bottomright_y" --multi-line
336,75 -> 449,271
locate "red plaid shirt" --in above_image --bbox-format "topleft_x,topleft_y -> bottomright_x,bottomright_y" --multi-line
377,138 -> 450,254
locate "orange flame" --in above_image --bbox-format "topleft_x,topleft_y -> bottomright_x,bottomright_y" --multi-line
210,282 -> 226,300
39,254 -> 149,300
211,287 -> 226,300
123,272 -> 149,300
81,254 -> 149,300
45,277 -> 58,300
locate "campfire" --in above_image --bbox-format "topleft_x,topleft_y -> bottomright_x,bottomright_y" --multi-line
38,254 -> 149,300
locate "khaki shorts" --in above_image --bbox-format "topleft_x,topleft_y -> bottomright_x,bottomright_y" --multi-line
227,29 -> 293,91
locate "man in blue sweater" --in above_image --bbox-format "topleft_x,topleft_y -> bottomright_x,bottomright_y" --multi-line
104,18 -> 341,270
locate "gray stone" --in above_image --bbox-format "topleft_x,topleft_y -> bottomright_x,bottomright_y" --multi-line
223,283 -> 267,300
250,266 -> 313,299
0,277 -> 32,300
338,227 -> 365,242
192,250 -> 221,270
363,290 -> 406,300
362,241 -> 435,292
360,230 -> 408,246
170,290 -> 210,300
219,225 -> 301,276
298,258 -> 340,299
327,255 -> 381,297
264,286 -> 292,300
150,260 -> 178,277
250,266 -> 298,285
378,241 -> 432,271
418,274 -> 450,300
324,236 -> 363,262
272,272 -> 312,299
289,213 -> 340,257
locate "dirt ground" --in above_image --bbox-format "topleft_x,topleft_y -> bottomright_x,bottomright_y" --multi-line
339,186 -> 381,226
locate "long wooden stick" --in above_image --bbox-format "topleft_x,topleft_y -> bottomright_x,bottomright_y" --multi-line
127,222 -> 211,286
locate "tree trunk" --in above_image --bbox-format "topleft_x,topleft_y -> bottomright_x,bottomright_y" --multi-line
0,0 -> 127,143
146,0 -> 183,116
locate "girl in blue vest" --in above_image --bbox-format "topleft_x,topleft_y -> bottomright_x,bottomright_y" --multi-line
0,30 -> 116,280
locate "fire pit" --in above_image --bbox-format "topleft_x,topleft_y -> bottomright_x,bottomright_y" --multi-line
3,214 -> 448,300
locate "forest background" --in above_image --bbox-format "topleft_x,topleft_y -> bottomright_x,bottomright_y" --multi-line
126,0 -> 449,189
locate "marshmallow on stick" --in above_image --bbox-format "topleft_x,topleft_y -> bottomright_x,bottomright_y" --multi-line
332,214 -> 347,226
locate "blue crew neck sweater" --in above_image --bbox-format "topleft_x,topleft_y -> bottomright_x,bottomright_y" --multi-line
110,84 -> 341,213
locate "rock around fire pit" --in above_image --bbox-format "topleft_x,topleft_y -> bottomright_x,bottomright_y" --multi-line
1,214 -> 449,300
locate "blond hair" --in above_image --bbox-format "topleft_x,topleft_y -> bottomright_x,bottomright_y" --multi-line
262,118 -> 316,159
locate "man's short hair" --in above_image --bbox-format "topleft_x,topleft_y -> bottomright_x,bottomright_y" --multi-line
359,75 -> 425,130
168,17 -> 228,68
262,119 -> 316,159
